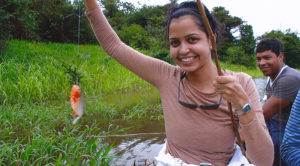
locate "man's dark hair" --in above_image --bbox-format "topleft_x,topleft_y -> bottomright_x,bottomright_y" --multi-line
255,38 -> 284,56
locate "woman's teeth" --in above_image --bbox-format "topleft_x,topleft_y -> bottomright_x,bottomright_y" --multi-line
181,57 -> 194,62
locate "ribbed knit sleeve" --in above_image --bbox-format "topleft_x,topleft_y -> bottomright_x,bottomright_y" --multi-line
238,73 -> 274,166
281,89 -> 300,166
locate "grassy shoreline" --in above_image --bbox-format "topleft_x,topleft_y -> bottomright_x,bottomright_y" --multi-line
0,40 -> 265,105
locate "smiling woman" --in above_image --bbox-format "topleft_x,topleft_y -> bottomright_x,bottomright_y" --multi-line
83,0 -> 274,165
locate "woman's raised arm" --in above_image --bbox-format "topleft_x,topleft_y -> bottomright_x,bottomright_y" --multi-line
84,0 -> 172,88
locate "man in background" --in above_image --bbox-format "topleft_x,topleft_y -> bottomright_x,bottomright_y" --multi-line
256,38 -> 300,166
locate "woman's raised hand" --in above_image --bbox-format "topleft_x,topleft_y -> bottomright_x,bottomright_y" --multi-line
84,0 -> 99,11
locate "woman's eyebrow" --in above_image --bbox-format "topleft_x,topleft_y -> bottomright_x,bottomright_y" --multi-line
169,33 -> 200,40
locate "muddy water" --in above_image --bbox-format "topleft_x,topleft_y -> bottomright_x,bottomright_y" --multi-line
106,77 -> 267,165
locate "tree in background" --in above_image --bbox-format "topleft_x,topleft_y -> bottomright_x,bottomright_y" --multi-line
118,24 -> 150,49
2,0 -> 298,68
0,0 -> 39,41
239,24 -> 256,56
1,0 -> 97,44
212,7 -> 257,68
33,0 -> 74,42
223,24 -> 256,68
258,30 -> 300,68
100,0 -> 136,30
33,0 -> 96,43
212,7 -> 243,57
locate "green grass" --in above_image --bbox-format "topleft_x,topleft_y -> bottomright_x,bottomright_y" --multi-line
0,40 -> 267,165
220,62 -> 264,78
0,40 -> 149,105
0,103 -> 115,165
0,40 -> 163,165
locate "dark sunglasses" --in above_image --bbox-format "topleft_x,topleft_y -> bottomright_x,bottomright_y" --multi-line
178,72 -> 222,110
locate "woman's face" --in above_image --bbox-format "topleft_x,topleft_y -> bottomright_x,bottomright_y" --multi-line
169,15 -> 212,74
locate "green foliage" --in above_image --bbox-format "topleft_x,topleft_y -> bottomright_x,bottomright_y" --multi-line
0,0 -> 39,40
239,24 -> 256,56
258,30 -> 284,39
212,6 -> 243,49
212,7 -> 257,68
118,24 -> 151,49
0,104 -> 114,165
101,0 -> 121,18
258,30 -> 300,68
220,62 -> 263,78
101,0 -> 136,31
62,63 -> 83,85
151,48 -> 174,65
224,46 -> 256,68
1,0 -> 97,44
282,33 -> 300,68
128,5 -> 169,49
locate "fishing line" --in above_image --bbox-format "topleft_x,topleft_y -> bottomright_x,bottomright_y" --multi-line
76,0 -> 81,69
69,0 -> 82,85
75,0 -> 81,85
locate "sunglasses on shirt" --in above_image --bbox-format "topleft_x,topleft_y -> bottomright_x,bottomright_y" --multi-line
178,72 -> 222,110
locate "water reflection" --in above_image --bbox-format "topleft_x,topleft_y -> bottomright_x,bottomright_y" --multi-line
105,77 -> 267,165
104,121 -> 165,165
253,77 -> 267,102
109,136 -> 165,165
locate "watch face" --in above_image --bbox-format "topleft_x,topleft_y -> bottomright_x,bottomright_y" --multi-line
237,102 -> 252,115
244,104 -> 251,113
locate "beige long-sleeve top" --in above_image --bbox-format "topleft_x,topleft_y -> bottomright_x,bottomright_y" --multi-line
86,7 -> 274,166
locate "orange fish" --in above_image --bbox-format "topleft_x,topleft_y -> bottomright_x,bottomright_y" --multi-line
70,85 -> 85,124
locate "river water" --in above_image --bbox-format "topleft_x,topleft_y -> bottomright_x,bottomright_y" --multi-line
107,77 -> 267,165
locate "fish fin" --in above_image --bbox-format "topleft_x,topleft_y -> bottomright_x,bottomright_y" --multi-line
72,110 -> 78,116
71,98 -> 79,110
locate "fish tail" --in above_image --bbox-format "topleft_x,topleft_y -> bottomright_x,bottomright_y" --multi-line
72,116 -> 81,124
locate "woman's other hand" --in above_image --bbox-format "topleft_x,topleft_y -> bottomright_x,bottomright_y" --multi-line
213,75 -> 249,110
213,74 -> 255,124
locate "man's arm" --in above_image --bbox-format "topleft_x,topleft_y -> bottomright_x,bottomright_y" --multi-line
263,96 -> 291,120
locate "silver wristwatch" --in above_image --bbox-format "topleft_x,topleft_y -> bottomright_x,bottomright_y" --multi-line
236,102 -> 252,116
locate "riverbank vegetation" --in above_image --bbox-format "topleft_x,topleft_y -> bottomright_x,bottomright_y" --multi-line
0,40 -> 162,165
